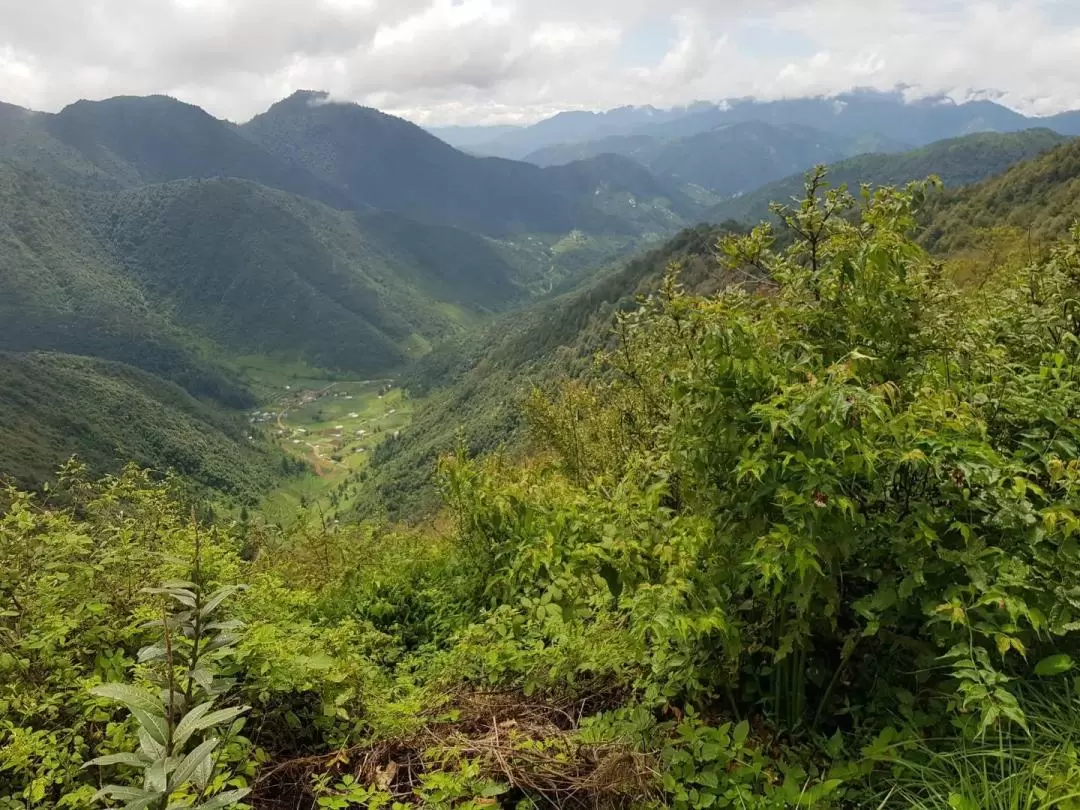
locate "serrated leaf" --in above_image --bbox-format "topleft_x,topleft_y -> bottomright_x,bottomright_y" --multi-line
189,667 -> 215,693
191,706 -> 248,735
144,758 -> 169,793
197,788 -> 251,810
91,683 -> 163,715
92,785 -> 154,802
143,587 -> 198,607
1035,654 -> 1074,677
161,579 -> 197,589
204,620 -> 245,632
193,749 -> 214,790
173,738 -> 219,788
83,752 -> 147,768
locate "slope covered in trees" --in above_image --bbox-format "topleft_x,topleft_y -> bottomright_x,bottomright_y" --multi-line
710,128 -> 1068,224
10,179 -> 1080,809
241,91 -> 701,236
0,352 -> 281,495
924,134 -> 1080,252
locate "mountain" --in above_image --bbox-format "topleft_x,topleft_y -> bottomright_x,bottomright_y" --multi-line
710,129 -> 1069,224
459,104 -> 702,160
464,90 -> 1056,162
636,91 -> 1032,145
425,124 -> 521,150
241,91 -> 699,236
525,122 -> 909,196
2,95 -> 347,205
923,135 -> 1080,253
0,351 -> 280,496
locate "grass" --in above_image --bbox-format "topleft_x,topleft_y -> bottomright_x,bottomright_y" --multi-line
257,376 -> 415,525
873,684 -> 1080,809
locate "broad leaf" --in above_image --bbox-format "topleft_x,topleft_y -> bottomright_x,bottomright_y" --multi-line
197,788 -> 251,810
1035,654 -> 1074,677
173,700 -> 216,749
84,752 -> 147,768
132,708 -> 169,747
172,737 -> 219,788
91,683 -> 163,715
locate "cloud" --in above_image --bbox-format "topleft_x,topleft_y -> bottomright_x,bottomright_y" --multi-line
0,0 -> 1078,124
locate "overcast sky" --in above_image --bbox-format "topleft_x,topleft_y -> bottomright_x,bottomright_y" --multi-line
2,0 -> 1079,125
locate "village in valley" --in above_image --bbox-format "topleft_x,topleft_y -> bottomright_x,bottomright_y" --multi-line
236,360 -> 414,523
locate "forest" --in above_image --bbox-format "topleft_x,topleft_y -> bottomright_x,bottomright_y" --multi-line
8,166 -> 1080,809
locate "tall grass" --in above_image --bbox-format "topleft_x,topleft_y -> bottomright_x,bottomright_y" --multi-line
877,683 -> 1080,809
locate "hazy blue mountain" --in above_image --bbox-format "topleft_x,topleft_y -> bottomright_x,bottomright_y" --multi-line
525,122 -> 911,196
426,124 -> 522,149
461,105 -> 702,160
464,90 -> 1064,162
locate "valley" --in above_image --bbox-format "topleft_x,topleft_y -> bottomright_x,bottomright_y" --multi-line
11,80 -> 1080,810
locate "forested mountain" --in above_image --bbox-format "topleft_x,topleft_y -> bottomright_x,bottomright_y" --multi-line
524,121 -> 908,196
0,90 -> 715,490
241,91 -> 698,236
711,128 -> 1068,224
0,352 -> 279,493
924,135 -> 1080,252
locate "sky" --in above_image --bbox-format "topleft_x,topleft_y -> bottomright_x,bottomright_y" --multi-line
2,0 -> 1080,125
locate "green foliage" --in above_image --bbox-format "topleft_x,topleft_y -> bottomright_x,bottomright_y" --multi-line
85,564 -> 251,810
15,167 -> 1080,809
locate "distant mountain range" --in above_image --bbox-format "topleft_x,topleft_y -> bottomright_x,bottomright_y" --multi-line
430,89 -> 1080,162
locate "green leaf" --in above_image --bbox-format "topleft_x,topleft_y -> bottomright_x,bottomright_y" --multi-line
172,737 -> 219,789
200,586 -> 241,618
137,643 -> 168,664
91,683 -> 163,715
132,708 -> 169,746
83,752 -> 147,769
144,758 -> 170,793
197,787 -> 251,810
92,785 -> 154,803
139,727 -> 166,761
1035,654 -> 1074,677
173,701 -> 216,749
948,794 -> 979,810
733,720 -> 749,746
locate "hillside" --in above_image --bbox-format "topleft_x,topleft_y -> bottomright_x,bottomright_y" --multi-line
525,122 -> 907,196
356,223 -> 736,517
710,128 -> 1069,224
924,135 -> 1080,253
242,91 -> 700,236
0,351 -> 280,496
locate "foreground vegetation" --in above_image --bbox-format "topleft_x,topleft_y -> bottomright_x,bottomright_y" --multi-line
8,173 -> 1080,808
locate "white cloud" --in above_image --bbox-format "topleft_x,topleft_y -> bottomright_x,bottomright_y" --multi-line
0,0 -> 1078,124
